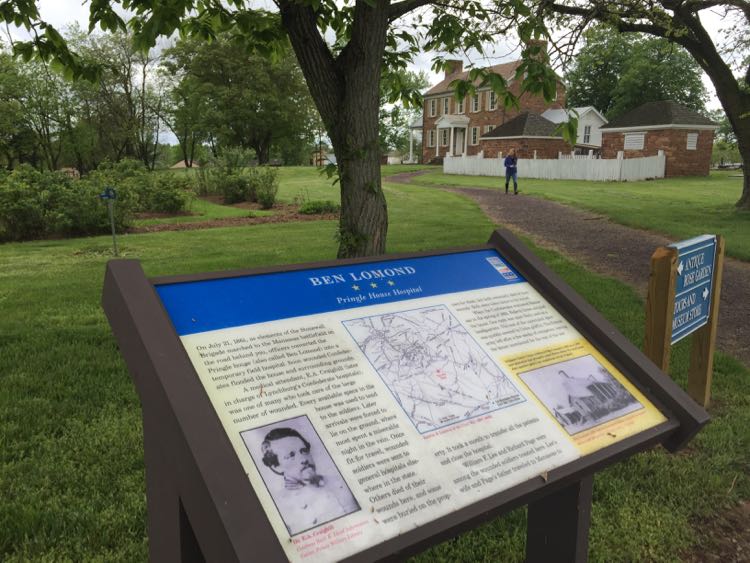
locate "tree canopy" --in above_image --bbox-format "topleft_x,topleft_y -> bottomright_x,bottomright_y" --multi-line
538,0 -> 750,208
566,26 -> 707,121
1,0 -> 562,257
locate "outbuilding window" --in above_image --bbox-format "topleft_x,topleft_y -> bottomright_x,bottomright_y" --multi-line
623,132 -> 645,150
583,125 -> 591,144
686,132 -> 698,150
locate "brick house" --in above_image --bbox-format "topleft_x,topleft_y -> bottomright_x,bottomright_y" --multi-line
480,112 -> 572,158
600,101 -> 718,177
421,54 -> 566,163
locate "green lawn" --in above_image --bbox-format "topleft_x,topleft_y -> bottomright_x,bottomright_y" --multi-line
409,170 -> 750,261
1,175 -> 747,562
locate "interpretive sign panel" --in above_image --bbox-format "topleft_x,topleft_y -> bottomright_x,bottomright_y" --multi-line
669,235 -> 717,344
102,229 -> 709,562
155,250 -> 664,562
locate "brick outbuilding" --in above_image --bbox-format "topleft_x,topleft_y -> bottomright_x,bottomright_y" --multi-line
600,101 -> 718,177
480,112 -> 572,159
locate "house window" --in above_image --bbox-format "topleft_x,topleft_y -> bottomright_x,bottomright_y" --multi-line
428,129 -> 436,147
484,125 -> 493,134
443,97 -> 450,115
457,98 -> 464,114
429,99 -> 437,118
686,132 -> 698,150
488,91 -> 497,111
471,94 -> 480,113
470,127 -> 479,145
440,129 -> 449,146
583,125 -> 591,144
623,132 -> 645,150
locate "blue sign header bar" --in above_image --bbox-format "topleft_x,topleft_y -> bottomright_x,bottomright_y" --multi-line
155,249 -> 525,335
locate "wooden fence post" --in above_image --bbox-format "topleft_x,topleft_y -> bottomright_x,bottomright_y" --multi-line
644,246 -> 678,372
687,235 -> 725,407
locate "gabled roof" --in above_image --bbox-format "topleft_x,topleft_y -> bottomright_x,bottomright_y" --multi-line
601,101 -> 716,129
482,112 -> 560,138
424,60 -> 522,96
542,106 -> 608,124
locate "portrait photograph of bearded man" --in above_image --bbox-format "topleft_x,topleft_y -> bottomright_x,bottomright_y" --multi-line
242,416 -> 360,535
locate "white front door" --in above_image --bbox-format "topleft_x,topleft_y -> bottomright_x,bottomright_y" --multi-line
455,130 -> 464,155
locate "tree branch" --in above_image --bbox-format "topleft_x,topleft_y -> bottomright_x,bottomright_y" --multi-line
388,0 -> 434,21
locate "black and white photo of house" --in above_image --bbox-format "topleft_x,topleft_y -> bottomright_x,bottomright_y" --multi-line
519,355 -> 643,435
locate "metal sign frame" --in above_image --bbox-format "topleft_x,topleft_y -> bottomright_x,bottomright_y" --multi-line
102,228 -> 708,562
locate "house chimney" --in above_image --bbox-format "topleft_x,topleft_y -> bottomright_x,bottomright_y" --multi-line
445,60 -> 463,79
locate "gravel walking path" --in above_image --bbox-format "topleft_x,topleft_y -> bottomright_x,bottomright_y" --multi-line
387,171 -> 750,368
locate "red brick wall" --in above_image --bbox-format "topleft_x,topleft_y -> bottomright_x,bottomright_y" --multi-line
480,138 -> 571,159
422,81 -> 565,163
601,128 -> 714,177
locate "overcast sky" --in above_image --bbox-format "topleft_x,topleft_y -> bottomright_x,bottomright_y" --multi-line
9,0 -> 729,112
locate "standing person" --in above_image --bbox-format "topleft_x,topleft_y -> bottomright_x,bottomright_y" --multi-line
504,149 -> 518,194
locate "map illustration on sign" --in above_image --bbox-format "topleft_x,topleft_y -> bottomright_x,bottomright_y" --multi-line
519,355 -> 642,435
343,305 -> 524,433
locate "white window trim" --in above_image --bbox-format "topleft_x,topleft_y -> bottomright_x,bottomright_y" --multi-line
470,126 -> 479,145
443,97 -> 450,115
440,129 -> 449,146
428,129 -> 436,147
457,98 -> 465,114
686,132 -> 698,150
471,93 -> 480,113
487,91 -> 497,111
623,132 -> 645,151
429,99 -> 437,118
484,125 -> 493,134
583,125 -> 591,144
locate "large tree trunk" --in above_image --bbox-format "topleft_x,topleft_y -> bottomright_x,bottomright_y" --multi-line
281,0 -> 389,257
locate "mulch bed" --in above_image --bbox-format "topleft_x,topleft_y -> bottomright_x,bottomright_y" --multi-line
128,200 -> 337,234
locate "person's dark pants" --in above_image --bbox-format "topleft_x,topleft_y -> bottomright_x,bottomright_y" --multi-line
505,169 -> 518,193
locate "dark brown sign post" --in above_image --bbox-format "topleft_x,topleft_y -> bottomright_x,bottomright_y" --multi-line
103,229 -> 708,562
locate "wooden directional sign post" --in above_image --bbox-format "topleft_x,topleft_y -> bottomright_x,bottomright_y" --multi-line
103,229 -> 708,563
644,235 -> 725,407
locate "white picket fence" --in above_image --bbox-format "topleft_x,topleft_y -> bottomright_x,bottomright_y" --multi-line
444,151 -> 665,181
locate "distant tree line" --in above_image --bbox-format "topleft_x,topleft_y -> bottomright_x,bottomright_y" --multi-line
0,28 -> 323,173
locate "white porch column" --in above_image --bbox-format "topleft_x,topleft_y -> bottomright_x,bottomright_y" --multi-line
436,128 -> 440,157
449,127 -> 454,157
463,127 -> 468,154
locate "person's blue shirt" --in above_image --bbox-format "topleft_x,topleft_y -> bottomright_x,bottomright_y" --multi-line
504,155 -> 517,172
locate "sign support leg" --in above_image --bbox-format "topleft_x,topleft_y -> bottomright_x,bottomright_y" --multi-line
687,235 -> 725,407
143,404 -> 205,562
526,475 -> 593,563
644,246 -> 678,372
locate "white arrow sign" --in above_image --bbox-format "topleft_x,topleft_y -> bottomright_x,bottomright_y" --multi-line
677,261 -> 684,275
702,287 -> 709,300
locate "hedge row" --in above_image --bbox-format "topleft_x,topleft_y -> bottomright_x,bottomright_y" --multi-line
0,160 -> 193,242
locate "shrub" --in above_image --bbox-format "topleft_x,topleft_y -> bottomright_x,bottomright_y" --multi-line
299,200 -> 340,215
147,174 -> 193,213
252,166 -> 279,209
219,174 -> 250,204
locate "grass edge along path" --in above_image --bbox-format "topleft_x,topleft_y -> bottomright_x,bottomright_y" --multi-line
406,169 -> 750,263
0,188 -> 746,561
